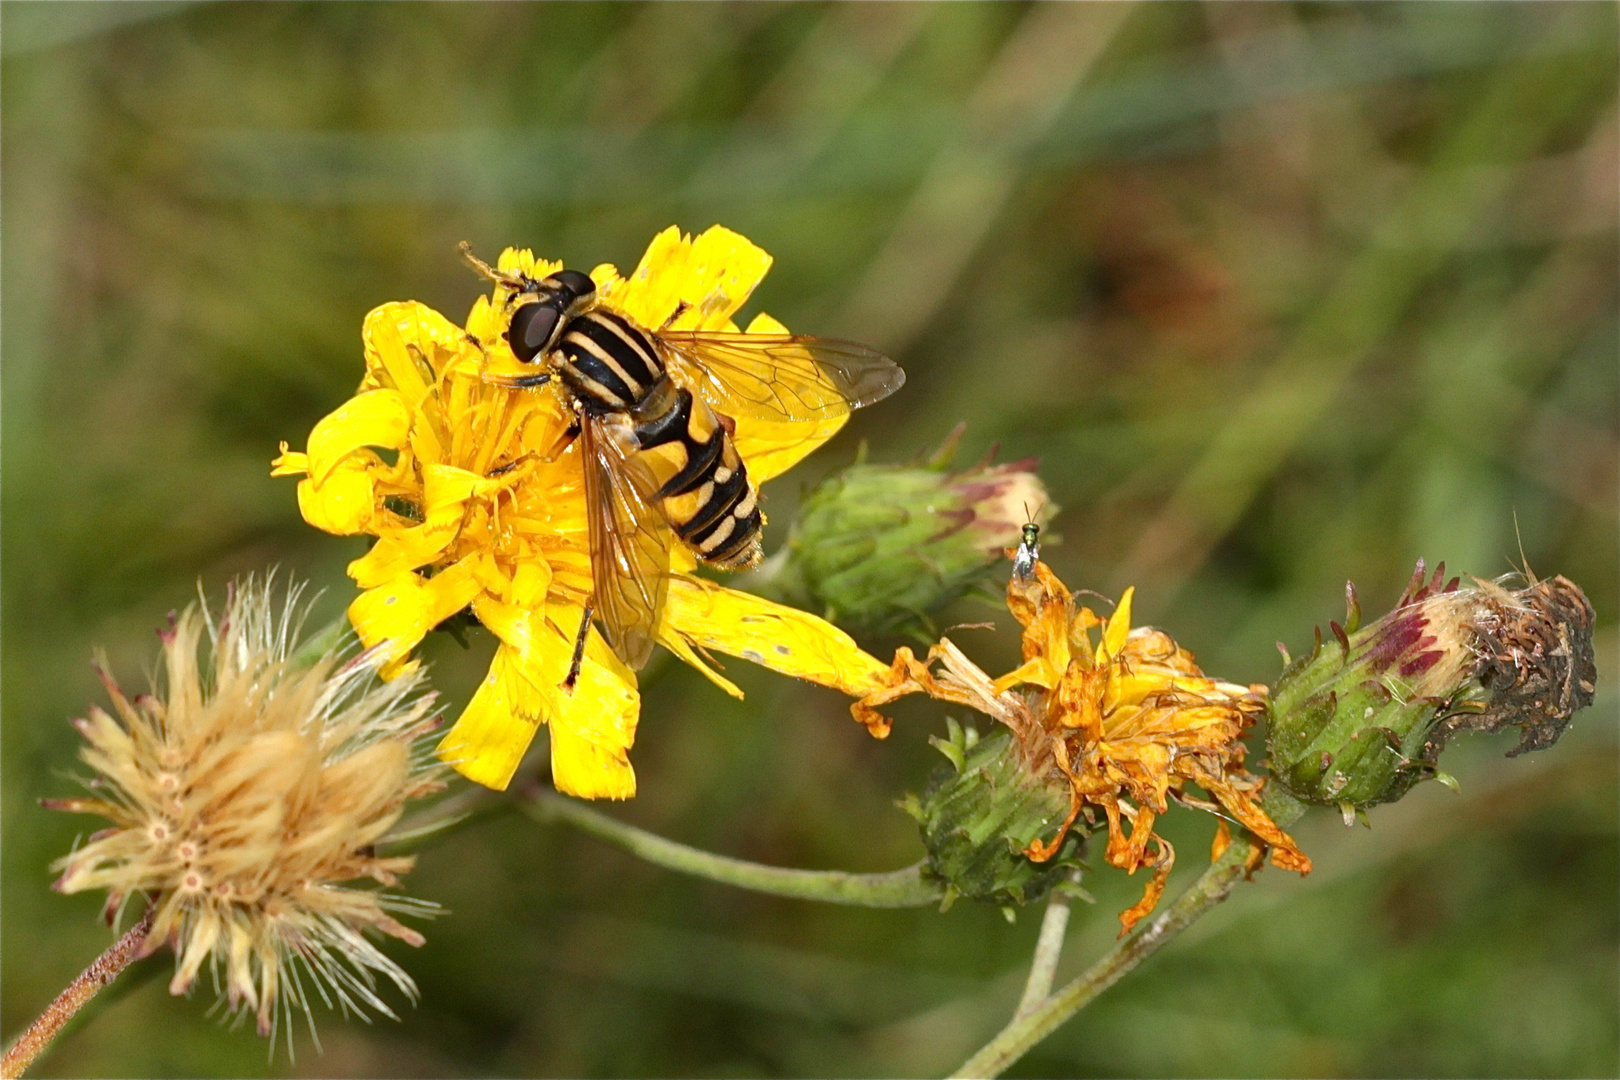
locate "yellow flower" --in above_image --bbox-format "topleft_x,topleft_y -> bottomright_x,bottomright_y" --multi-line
274,226 -> 894,799
858,560 -> 1311,933
46,577 -> 442,1041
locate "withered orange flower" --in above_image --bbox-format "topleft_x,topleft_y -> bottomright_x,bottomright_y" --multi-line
860,559 -> 1311,933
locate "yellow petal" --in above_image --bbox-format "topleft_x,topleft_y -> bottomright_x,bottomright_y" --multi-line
306,389 -> 411,484
270,443 -> 308,477
361,302 -> 469,462
296,456 -> 379,535
607,225 -> 773,334
548,724 -> 637,800
435,646 -> 541,791
497,247 -> 561,280
607,225 -> 685,329
540,612 -> 639,800
348,558 -> 482,677
509,560 -> 553,610
660,575 -> 891,697
346,463 -> 514,586
470,597 -> 640,798
682,225 -> 774,330
1101,587 -> 1135,665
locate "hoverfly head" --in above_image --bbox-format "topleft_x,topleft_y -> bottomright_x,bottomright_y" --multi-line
507,269 -> 597,364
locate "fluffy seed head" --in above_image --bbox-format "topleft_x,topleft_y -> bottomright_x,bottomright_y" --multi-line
46,576 -> 445,1044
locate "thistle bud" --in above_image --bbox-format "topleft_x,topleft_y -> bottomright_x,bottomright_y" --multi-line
899,720 -> 1083,911
775,427 -> 1052,638
1268,561 -> 1597,813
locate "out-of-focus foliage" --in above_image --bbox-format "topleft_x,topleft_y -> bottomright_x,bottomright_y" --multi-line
3,3 -> 1613,1077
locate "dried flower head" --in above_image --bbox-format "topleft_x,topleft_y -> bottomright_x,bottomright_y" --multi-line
861,559 -> 1310,933
273,225 -> 898,798
46,577 -> 444,1043
1268,560 -> 1597,812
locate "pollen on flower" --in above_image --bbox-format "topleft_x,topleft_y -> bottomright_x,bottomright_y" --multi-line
45,576 -> 444,1046
858,559 -> 1310,934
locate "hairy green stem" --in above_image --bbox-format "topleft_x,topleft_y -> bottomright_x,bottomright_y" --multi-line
523,788 -> 944,907
954,795 -> 1309,1078
1013,871 -> 1080,1018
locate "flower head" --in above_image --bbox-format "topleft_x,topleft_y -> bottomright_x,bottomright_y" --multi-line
861,559 -> 1310,933
1269,560 -> 1597,812
46,577 -> 442,1042
274,226 -> 896,798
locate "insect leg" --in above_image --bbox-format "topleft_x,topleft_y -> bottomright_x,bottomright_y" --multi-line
561,604 -> 594,692
659,300 -> 692,331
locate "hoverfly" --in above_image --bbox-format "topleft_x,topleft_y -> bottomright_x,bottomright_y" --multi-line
461,244 -> 905,679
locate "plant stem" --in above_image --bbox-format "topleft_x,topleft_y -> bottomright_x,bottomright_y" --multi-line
952,795 -> 1308,1078
1013,871 -> 1079,1018
952,843 -> 1247,1078
2,908 -> 156,1079
522,788 -> 944,907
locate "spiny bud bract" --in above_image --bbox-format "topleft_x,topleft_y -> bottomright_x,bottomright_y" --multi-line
776,428 -> 1052,639
900,719 -> 1083,912
1268,560 -> 1597,813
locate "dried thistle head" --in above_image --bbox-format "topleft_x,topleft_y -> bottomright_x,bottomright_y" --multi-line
46,576 -> 445,1042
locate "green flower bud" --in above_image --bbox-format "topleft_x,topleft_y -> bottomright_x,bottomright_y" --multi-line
1268,561 -> 1597,813
899,719 -> 1084,912
775,428 -> 1053,638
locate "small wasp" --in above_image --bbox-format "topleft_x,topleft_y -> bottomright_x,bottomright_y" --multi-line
461,244 -> 905,677
1012,510 -> 1041,582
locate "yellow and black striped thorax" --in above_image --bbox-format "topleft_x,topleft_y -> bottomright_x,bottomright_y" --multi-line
553,310 -> 668,413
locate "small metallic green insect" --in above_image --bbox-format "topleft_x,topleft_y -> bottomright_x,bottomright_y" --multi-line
1012,517 -> 1040,581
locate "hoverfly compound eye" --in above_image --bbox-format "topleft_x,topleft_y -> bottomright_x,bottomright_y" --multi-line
508,302 -> 561,364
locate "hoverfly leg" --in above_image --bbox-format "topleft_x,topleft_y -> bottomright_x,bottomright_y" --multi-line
486,453 -> 534,478
460,241 -> 539,298
659,300 -> 692,331
561,604 -> 594,693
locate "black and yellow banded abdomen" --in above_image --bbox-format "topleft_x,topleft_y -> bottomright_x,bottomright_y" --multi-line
629,380 -> 763,569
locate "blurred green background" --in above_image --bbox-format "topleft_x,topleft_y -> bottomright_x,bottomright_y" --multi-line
3,2 -> 1615,1076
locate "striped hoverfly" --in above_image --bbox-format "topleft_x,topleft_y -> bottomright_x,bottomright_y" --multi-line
461,244 -> 905,681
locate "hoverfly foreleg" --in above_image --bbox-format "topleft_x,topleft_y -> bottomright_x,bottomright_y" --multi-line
459,241 -> 537,297
561,604 -> 594,692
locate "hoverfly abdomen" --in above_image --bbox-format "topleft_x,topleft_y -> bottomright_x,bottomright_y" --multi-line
627,379 -> 764,570
632,388 -> 727,498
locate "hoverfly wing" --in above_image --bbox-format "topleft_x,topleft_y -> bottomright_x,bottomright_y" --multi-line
580,414 -> 672,670
657,331 -> 904,424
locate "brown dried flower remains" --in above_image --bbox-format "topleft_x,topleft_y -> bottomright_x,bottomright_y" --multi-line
860,561 -> 1309,933
47,579 -> 444,1041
